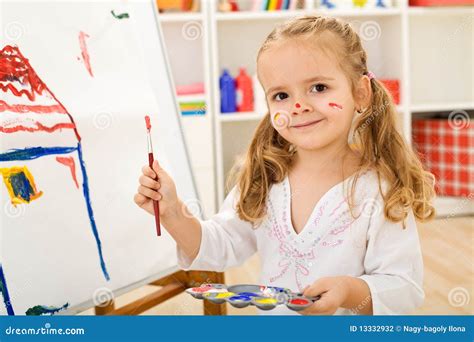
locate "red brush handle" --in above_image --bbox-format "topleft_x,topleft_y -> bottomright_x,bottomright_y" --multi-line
148,152 -> 161,236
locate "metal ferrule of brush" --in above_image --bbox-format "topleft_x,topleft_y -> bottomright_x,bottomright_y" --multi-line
147,132 -> 153,153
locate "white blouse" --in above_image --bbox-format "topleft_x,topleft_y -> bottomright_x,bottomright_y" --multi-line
177,170 -> 424,315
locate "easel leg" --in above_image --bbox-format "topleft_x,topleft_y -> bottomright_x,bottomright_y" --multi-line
94,300 -> 115,315
92,270 -> 227,315
187,271 -> 227,315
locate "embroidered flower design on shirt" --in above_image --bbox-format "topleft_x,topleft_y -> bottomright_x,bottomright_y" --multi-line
266,184 -> 320,291
266,176 -> 370,292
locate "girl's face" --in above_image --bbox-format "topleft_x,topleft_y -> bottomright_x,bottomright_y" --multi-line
258,39 -> 357,151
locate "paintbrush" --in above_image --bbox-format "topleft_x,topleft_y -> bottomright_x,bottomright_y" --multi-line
145,115 -> 161,236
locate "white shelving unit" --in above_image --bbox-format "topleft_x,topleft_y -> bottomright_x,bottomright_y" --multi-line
158,1 -> 217,218
159,0 -> 473,218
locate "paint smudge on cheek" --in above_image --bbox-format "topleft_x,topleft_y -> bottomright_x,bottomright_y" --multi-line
78,31 -> 93,77
270,110 -> 292,130
328,102 -> 343,110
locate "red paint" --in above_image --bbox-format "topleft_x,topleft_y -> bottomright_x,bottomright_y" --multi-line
290,298 -> 309,305
0,46 -> 48,101
145,115 -> 151,130
0,100 -> 67,114
192,287 -> 210,293
0,122 -> 76,133
295,103 -> 301,108
328,102 -> 343,110
78,31 -> 94,77
0,45 -> 81,141
56,156 -> 79,188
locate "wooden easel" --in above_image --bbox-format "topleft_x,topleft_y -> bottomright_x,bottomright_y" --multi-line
94,271 -> 226,316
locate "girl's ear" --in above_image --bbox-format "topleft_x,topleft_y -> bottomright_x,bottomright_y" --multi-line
355,75 -> 372,110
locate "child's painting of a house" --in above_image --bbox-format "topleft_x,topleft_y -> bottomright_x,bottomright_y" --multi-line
0,45 -> 109,315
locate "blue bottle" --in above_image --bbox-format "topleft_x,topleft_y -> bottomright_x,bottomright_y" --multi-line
220,69 -> 236,113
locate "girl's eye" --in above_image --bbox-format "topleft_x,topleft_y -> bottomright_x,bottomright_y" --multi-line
273,92 -> 289,101
311,84 -> 327,93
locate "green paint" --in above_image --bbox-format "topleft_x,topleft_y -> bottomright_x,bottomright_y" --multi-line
111,10 -> 129,20
26,303 -> 69,316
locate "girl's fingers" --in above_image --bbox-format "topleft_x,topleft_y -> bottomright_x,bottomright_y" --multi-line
134,193 -> 147,205
137,185 -> 161,201
141,165 -> 156,178
139,175 -> 160,190
299,298 -> 332,315
152,160 -> 162,174
303,280 -> 328,298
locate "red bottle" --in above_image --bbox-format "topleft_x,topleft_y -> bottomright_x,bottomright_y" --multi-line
235,67 -> 254,112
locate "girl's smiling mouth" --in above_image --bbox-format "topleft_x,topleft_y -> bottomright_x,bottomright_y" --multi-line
291,118 -> 325,129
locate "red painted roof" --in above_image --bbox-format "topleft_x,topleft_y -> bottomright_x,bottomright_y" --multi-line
0,45 -> 80,140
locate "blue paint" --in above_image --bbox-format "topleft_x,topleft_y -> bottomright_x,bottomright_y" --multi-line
9,171 -> 35,202
77,142 -> 110,281
268,287 -> 288,293
228,295 -> 252,302
0,146 -> 78,161
238,292 -> 259,297
25,303 -> 69,316
321,0 -> 335,9
0,144 -> 109,281
0,264 -> 15,315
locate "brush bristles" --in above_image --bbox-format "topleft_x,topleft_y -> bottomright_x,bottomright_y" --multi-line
145,115 -> 151,130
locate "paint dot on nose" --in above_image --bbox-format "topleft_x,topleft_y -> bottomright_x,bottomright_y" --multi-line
295,103 -> 301,108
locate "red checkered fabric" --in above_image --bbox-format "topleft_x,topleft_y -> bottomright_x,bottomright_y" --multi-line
413,118 -> 473,197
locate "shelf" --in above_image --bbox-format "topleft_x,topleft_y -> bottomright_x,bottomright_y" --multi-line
219,112 -> 265,122
408,6 -> 474,16
309,7 -> 402,17
177,94 -> 206,102
434,196 -> 474,218
215,8 -> 401,21
215,10 -> 307,21
161,1 -> 474,208
159,12 -> 203,22
410,102 -> 474,113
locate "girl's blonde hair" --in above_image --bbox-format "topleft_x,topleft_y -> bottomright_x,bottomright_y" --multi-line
233,15 -> 435,227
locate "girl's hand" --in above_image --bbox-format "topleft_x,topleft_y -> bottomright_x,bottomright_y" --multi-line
134,159 -> 180,219
298,276 -> 350,315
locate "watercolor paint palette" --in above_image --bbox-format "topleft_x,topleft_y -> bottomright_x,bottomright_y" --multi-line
186,283 -> 321,311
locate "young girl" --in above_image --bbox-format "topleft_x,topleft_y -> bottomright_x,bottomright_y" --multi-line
134,16 -> 435,315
